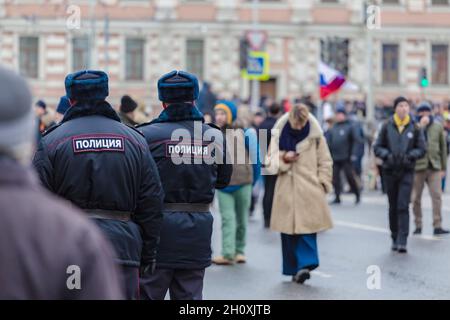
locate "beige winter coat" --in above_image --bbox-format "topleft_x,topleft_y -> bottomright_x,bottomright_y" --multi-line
266,112 -> 334,235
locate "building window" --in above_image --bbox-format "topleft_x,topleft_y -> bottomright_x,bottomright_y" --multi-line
382,44 -> 399,84
72,37 -> 89,72
320,38 -> 349,76
125,38 -> 145,81
19,36 -> 39,79
432,44 -> 448,85
186,39 -> 204,80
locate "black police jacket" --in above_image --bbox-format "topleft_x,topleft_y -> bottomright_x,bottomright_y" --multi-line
33,101 -> 164,267
137,103 -> 232,269
374,116 -> 427,172
326,120 -> 363,162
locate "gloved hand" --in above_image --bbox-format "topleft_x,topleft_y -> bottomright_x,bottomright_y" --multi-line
401,154 -> 414,167
140,260 -> 156,276
385,154 -> 396,167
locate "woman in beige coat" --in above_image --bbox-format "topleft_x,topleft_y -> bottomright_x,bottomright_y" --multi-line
266,103 -> 333,284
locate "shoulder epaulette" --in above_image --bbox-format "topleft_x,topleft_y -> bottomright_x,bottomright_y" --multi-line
42,122 -> 62,137
135,121 -> 151,129
206,122 -> 221,130
127,124 -> 146,137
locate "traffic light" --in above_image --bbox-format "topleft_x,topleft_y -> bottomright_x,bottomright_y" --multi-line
419,67 -> 429,87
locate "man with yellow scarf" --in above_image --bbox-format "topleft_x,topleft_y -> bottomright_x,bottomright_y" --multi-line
374,97 -> 426,254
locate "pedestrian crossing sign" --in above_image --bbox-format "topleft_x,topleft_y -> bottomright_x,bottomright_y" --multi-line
241,51 -> 270,81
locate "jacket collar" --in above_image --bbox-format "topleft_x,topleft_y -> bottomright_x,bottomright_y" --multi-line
0,156 -> 38,188
274,112 -> 323,140
149,102 -> 204,124
61,100 -> 121,124
388,115 -> 415,130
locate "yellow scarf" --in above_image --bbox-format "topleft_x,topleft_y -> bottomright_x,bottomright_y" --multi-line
393,113 -> 410,134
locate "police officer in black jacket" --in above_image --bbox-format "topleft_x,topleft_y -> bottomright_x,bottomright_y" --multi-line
374,96 -> 426,253
33,70 -> 164,299
326,107 -> 362,204
138,70 -> 232,300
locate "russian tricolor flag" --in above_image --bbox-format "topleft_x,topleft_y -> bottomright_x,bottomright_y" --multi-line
319,61 -> 349,99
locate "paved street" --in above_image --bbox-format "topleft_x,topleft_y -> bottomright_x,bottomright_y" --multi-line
204,190 -> 450,299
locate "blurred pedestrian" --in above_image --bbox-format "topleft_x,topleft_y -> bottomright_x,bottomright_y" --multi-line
212,100 -> 261,265
258,102 -> 281,228
443,114 -> 450,192
33,70 -> 164,299
249,110 -> 265,216
138,71 -> 232,300
374,96 -> 426,253
35,99 -> 55,136
54,96 -> 71,123
326,106 -> 362,204
0,66 -> 123,299
197,81 -> 217,116
351,119 -> 365,187
118,95 -> 139,127
203,112 -> 213,123
281,98 -> 292,113
266,103 -> 333,284
412,102 -> 448,236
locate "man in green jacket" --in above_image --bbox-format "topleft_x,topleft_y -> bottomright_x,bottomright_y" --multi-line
412,102 -> 449,236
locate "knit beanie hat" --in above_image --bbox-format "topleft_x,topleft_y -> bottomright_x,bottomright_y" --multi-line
393,96 -> 409,109
120,95 -> 138,113
214,100 -> 238,125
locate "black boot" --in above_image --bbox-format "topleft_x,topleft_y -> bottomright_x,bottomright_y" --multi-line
355,193 -> 361,205
391,241 -> 398,252
330,197 -> 341,205
294,269 -> 311,284
434,228 -> 450,235
397,244 -> 407,254
413,228 -> 422,235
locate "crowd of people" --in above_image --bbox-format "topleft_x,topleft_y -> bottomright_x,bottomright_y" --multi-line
2,63 -> 450,300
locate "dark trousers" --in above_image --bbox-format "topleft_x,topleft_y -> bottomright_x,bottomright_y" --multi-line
263,175 -> 277,227
384,170 -> 414,246
121,266 -> 140,300
377,165 -> 386,194
332,160 -> 360,199
281,233 -> 319,276
140,268 -> 205,300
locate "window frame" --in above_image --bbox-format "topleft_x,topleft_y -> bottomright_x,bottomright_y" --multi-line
381,43 -> 400,85
124,37 -> 146,81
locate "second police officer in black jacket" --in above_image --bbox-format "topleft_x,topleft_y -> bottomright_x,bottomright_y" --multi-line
33,70 -> 164,299
326,106 -> 362,205
138,71 -> 232,300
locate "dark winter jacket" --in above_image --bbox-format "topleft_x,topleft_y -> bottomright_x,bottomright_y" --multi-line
0,157 -> 123,299
137,103 -> 232,269
374,116 -> 427,172
258,116 -> 278,152
33,101 -> 164,268
326,120 -> 363,162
